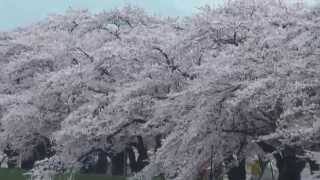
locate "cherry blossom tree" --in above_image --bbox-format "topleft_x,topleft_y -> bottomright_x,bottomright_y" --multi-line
0,1 -> 320,180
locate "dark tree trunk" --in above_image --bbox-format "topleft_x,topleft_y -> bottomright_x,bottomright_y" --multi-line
126,147 -> 138,172
21,136 -> 54,170
7,159 -> 17,168
228,159 -> 246,180
111,151 -> 125,176
126,136 -> 149,173
79,149 -> 109,174
94,151 -> 108,174
4,145 -> 18,168
274,146 -> 306,180
154,134 -> 162,153
308,159 -> 320,175
135,136 -> 149,171
257,141 -> 277,153
21,159 -> 34,170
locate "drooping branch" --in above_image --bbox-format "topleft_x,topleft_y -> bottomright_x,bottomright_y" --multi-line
222,126 -> 271,136
152,46 -> 195,80
106,119 -> 147,142
69,21 -> 79,33
152,47 -> 172,67
75,47 -> 94,62
77,148 -> 110,162
86,86 -> 112,96
99,25 -> 121,40
196,53 -> 203,66
119,16 -> 133,28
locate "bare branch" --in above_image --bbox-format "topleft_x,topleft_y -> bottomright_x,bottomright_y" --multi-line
76,47 -> 94,62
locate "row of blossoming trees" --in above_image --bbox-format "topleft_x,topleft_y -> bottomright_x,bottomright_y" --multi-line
1,0 -> 320,180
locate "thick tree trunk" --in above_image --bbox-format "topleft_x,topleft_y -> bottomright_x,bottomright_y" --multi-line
112,151 -> 125,176
126,136 -> 149,173
4,145 -> 18,168
21,136 -> 53,170
154,134 -> 162,153
135,136 -> 149,171
94,151 -> 108,174
274,147 -> 306,180
126,147 -> 138,172
227,159 -> 246,180
79,149 -> 109,174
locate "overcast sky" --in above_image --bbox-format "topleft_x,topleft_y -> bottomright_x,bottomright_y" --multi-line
0,0 -> 318,31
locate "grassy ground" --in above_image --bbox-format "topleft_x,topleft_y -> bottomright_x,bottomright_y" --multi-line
0,168 -> 27,180
0,168 -> 126,180
55,174 -> 126,180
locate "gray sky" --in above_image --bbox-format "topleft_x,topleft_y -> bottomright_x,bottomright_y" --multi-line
0,0 -> 318,31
